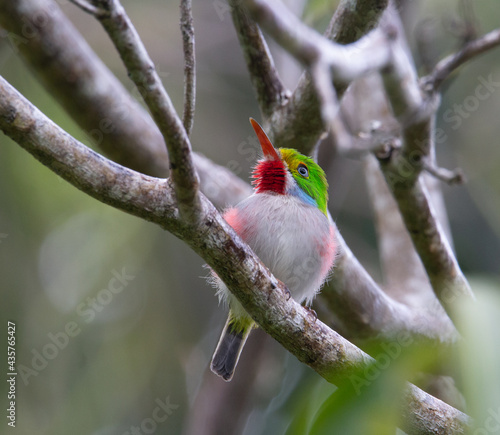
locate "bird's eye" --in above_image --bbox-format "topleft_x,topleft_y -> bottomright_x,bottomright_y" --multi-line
297,164 -> 309,178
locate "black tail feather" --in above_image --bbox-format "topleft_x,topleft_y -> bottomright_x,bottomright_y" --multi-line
211,318 -> 251,381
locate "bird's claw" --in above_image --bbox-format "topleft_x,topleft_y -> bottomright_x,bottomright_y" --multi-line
303,306 -> 318,322
284,287 -> 291,301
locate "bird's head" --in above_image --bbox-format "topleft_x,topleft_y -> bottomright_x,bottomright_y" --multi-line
249,118 -> 329,216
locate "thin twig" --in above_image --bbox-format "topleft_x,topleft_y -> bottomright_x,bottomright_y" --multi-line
88,0 -> 201,220
180,0 -> 196,137
422,27 -> 500,92
229,0 -> 289,118
69,0 -> 108,17
423,161 -> 465,185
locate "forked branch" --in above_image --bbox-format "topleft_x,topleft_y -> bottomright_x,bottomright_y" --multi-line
71,0 -> 201,219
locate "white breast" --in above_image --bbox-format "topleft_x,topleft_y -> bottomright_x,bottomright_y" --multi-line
219,192 -> 335,318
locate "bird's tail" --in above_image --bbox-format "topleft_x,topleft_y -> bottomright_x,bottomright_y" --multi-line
211,315 -> 252,382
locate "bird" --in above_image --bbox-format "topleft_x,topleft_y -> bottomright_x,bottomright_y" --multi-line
210,118 -> 337,382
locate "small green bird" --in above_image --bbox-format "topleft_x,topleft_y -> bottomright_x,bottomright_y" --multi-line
211,118 -> 337,381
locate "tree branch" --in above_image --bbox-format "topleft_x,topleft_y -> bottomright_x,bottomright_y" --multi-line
365,153 -> 437,307
77,0 -> 201,219
423,27 -> 500,92
310,59 -> 339,130
402,384 -> 470,435
326,0 -> 389,44
266,0 -> 389,154
180,0 -> 196,136
320,229 -> 457,342
377,11 -> 474,320
229,0 -> 289,119
0,76 -> 178,226
423,161 -> 465,185
379,171 -> 474,316
0,0 -> 169,177
245,0 -> 392,83
69,0 -> 107,17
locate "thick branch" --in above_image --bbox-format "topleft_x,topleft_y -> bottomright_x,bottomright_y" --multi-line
229,0 -> 289,118
320,229 -> 456,342
0,0 -> 169,177
0,76 -> 178,226
85,0 -> 200,218
378,171 -> 474,315
402,384 -> 470,435
377,12 -> 474,319
326,0 -> 389,44
180,0 -> 196,136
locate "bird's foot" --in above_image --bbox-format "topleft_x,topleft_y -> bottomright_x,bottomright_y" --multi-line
303,305 -> 318,322
283,287 -> 291,301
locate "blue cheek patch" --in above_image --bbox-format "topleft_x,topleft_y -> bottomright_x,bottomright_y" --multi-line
289,183 -> 317,208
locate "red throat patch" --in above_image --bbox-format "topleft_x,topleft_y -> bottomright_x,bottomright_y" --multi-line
252,160 -> 286,194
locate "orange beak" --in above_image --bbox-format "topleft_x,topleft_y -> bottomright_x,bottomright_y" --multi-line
249,118 -> 281,161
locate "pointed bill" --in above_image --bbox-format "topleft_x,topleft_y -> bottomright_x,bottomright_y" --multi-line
249,118 -> 280,161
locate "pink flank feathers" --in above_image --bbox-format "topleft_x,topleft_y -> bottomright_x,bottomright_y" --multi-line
223,207 -> 244,236
318,225 -> 337,284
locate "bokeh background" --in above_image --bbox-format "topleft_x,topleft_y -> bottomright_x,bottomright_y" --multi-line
1,0 -> 500,434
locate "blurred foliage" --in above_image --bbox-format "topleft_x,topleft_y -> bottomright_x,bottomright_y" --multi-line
1,0 -> 500,434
